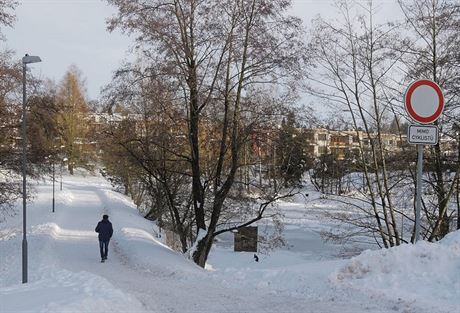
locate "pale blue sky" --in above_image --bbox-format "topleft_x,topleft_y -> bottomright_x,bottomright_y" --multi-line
3,0 -> 400,101
4,0 -> 127,100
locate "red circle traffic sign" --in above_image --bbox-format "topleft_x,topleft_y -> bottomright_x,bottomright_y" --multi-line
405,79 -> 444,124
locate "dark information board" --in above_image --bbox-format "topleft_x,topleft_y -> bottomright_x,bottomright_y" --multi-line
234,226 -> 258,252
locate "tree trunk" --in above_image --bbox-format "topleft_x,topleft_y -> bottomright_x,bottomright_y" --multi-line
434,141 -> 449,238
188,61 -> 206,234
456,174 -> 459,230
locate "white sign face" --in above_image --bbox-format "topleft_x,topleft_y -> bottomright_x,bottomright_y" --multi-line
407,124 -> 438,145
410,85 -> 439,116
405,80 -> 444,124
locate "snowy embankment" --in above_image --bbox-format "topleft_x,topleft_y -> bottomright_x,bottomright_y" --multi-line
333,232 -> 460,313
1,266 -> 144,313
1,171 -> 459,313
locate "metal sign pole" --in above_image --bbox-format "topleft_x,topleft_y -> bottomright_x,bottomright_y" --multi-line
415,144 -> 423,242
405,79 -> 444,244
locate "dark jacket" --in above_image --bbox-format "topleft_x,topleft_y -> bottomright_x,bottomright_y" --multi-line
95,219 -> 113,242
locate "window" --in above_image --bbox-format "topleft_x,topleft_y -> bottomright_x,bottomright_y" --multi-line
319,146 -> 328,154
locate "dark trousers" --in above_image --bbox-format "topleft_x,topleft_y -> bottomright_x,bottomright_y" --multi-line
99,240 -> 109,259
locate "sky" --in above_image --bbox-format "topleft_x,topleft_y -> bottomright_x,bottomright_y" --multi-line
3,0 -> 400,101
4,0 -> 128,100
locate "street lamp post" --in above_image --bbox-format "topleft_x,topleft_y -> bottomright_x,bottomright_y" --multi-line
61,157 -> 67,191
22,54 -> 41,284
60,146 -> 65,191
52,157 -> 55,213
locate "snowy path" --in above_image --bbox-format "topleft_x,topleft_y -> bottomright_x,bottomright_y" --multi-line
0,177 -> 309,312
23,178 -> 340,312
2,173 -> 456,312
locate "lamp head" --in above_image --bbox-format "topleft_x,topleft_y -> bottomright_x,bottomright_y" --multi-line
22,54 -> 41,65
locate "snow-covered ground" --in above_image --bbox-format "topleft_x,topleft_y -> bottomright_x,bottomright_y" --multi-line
1,171 -> 459,312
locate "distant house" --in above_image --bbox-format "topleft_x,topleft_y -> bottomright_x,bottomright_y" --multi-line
250,126 -> 460,163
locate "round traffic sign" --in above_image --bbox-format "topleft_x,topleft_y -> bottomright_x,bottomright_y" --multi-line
405,79 -> 444,124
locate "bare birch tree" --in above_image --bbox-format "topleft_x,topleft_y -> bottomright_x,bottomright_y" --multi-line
398,0 -> 460,240
307,1 -> 409,247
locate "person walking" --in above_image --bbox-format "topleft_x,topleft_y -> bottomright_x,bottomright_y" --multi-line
95,214 -> 113,262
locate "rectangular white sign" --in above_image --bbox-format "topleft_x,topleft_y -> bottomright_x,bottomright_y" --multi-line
408,124 -> 438,145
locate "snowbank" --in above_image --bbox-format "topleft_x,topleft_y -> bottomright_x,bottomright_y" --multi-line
209,247 -> 342,300
0,268 -> 146,313
332,231 -> 460,313
115,227 -> 201,276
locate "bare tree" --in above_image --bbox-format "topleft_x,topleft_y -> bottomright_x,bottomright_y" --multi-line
0,59 -> 57,221
56,66 -> 93,174
106,0 -> 306,266
0,0 -> 16,40
398,0 -> 460,240
102,74 -> 195,253
0,1 -> 74,221
0,0 -> 18,221
307,1 -> 410,247
0,51 -> 21,220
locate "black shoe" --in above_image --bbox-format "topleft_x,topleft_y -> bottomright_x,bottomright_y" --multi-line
101,259 -> 105,263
